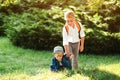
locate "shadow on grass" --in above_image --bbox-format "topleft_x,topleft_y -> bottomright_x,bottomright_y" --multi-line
75,54 -> 120,80
69,68 -> 120,80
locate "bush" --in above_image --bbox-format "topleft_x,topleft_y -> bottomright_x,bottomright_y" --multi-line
3,5 -> 120,54
8,25 -> 62,50
6,8 -> 63,50
84,28 -> 120,54
0,13 -> 7,36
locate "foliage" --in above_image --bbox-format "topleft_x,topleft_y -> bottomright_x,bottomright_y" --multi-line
0,13 -> 6,36
5,8 -> 63,50
84,29 -> 120,54
8,24 -> 62,50
0,0 -> 20,6
99,0 -> 120,33
0,0 -> 120,54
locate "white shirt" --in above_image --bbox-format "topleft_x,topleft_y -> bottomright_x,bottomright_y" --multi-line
62,22 -> 85,45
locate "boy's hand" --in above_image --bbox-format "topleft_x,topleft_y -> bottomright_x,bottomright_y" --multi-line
80,37 -> 85,52
66,53 -> 71,57
57,57 -> 62,61
66,50 -> 71,57
69,54 -> 73,60
79,45 -> 84,52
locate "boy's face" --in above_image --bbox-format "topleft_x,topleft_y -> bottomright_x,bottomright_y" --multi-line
54,52 -> 63,61
66,18 -> 75,26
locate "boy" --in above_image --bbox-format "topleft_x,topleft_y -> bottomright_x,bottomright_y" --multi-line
62,10 -> 85,70
50,46 -> 72,72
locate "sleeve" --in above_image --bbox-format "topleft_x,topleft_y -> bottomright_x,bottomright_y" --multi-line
62,27 -> 69,45
79,22 -> 85,37
50,57 -> 59,71
62,55 -> 72,70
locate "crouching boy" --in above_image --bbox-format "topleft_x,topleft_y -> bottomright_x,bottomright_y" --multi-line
50,46 -> 72,72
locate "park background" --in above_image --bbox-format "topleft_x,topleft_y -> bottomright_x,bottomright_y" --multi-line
0,0 -> 120,80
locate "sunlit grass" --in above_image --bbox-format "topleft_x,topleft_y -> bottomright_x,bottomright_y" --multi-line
0,71 -> 90,80
0,37 -> 120,80
98,64 -> 120,77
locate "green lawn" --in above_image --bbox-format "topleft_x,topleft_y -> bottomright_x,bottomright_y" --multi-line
0,37 -> 120,80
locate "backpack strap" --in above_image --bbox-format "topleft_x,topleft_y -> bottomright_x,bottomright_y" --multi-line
75,22 -> 81,32
75,22 -> 81,39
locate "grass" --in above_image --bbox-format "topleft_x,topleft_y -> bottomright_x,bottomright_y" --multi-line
0,37 -> 120,80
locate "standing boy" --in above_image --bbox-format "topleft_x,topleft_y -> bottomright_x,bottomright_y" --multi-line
62,10 -> 85,71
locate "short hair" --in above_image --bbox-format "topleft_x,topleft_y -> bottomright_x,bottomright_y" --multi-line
64,10 -> 75,20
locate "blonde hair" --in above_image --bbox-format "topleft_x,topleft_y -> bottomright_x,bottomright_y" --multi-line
64,10 -> 75,20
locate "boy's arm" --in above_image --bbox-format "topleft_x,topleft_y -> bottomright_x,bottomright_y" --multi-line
63,27 -> 71,57
79,22 -> 85,52
62,55 -> 72,70
80,37 -> 85,52
64,45 -> 71,57
50,57 -> 59,71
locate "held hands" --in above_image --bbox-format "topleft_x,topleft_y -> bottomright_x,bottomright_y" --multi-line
66,51 -> 73,60
67,53 -> 73,60
66,51 -> 71,57
66,51 -> 73,59
69,54 -> 73,60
